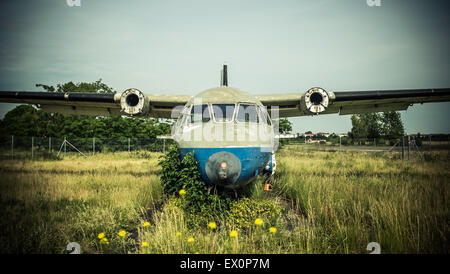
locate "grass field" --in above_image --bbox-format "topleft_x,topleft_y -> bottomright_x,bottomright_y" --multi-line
0,145 -> 448,254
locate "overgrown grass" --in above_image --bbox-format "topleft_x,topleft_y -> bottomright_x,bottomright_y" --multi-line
0,152 -> 162,253
275,145 -> 449,253
0,147 -> 448,253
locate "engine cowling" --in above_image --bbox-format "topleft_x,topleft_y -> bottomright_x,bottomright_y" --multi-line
120,88 -> 149,116
302,87 -> 332,114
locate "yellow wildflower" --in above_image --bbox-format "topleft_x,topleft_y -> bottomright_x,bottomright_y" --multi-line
100,237 -> 109,245
141,241 -> 149,247
118,230 -> 127,238
230,230 -> 238,238
208,222 -> 217,230
254,218 -> 263,226
176,232 -> 182,237
194,252 -> 199,254
187,237 -> 195,243
143,222 -> 150,227
179,189 -> 186,196
97,232 -> 105,239
269,227 -> 277,233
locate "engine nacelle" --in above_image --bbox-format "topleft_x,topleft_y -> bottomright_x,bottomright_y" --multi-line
302,87 -> 332,114
120,88 -> 149,116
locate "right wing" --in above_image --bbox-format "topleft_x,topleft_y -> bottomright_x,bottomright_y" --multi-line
256,88 -> 450,117
0,89 -> 192,118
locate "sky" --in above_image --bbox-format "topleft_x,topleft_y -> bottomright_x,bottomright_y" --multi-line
0,0 -> 449,134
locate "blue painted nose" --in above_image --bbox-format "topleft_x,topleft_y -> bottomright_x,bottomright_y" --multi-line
178,147 -> 271,188
205,151 -> 242,185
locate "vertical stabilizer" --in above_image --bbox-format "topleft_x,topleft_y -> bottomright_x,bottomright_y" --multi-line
221,63 -> 228,86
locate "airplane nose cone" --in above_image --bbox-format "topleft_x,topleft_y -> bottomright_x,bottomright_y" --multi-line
205,151 -> 241,185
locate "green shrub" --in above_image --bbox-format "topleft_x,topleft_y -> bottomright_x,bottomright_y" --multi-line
158,144 -> 232,228
226,198 -> 282,231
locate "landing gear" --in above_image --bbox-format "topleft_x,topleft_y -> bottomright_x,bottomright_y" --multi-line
262,153 -> 276,192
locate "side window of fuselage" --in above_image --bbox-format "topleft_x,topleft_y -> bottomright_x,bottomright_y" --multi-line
190,104 -> 211,123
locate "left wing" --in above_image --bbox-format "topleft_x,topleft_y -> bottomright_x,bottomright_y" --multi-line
256,88 -> 450,117
0,89 -> 192,118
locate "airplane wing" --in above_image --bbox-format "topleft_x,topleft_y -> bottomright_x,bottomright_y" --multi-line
2,87 -> 450,119
0,89 -> 192,118
256,88 -> 450,117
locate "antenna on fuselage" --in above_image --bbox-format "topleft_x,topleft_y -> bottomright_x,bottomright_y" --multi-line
221,63 -> 228,86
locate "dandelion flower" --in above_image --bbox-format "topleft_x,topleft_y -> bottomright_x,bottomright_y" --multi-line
179,189 -> 186,196
118,230 -> 127,238
194,252 -> 199,254
143,222 -> 150,227
230,230 -> 238,238
208,222 -> 217,230
176,232 -> 182,237
141,242 -> 149,247
187,237 -> 195,243
98,232 -> 105,239
100,237 -> 109,245
269,227 -> 277,233
254,218 -> 263,226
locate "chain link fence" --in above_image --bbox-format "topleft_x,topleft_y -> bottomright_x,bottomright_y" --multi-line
284,135 -> 450,161
0,135 -> 448,161
0,136 -> 175,160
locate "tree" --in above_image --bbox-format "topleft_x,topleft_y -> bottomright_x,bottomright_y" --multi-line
350,111 -> 404,143
36,79 -> 115,94
363,113 -> 382,139
350,114 -> 368,141
0,105 -> 49,137
278,118 -> 292,134
380,111 -> 404,140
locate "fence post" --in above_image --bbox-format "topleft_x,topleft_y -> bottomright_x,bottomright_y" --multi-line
402,136 -> 405,160
163,138 -> 166,154
429,135 -> 431,155
407,135 -> 410,160
93,137 -> 95,156
64,137 -> 66,157
11,135 -> 14,160
339,135 -> 341,153
31,136 -> 34,160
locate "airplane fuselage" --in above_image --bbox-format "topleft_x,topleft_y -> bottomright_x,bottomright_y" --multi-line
172,87 -> 276,189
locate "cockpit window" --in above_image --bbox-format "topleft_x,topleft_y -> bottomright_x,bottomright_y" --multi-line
237,104 -> 260,123
212,104 -> 235,122
259,106 -> 272,125
190,104 -> 210,123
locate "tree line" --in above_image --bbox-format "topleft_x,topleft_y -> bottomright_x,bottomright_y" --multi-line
0,80 -> 172,140
349,112 -> 404,141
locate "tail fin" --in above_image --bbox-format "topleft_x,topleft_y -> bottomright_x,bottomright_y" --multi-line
221,63 -> 228,86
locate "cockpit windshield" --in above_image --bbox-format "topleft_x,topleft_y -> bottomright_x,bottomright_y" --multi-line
212,104 -> 235,122
237,104 -> 259,123
186,103 -> 271,125
190,104 -> 210,123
